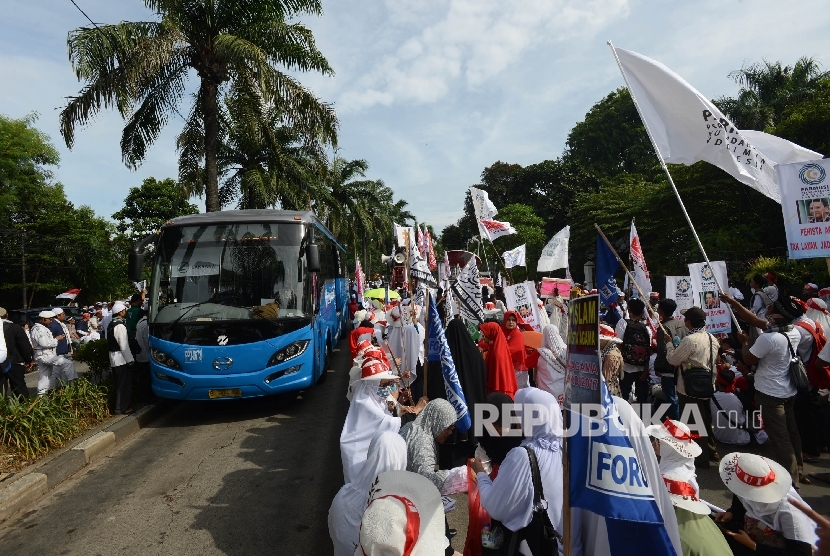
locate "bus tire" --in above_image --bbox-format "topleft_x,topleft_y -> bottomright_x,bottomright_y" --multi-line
316,338 -> 331,385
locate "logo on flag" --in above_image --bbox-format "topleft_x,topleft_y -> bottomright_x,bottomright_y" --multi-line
502,244 -> 526,269
596,235 -> 621,306
800,163 -> 826,185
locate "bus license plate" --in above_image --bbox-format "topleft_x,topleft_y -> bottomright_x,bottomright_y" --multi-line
208,388 -> 242,399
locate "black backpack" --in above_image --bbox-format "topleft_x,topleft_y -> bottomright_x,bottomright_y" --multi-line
621,319 -> 651,367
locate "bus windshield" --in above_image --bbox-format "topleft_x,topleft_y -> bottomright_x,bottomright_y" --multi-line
150,222 -> 309,323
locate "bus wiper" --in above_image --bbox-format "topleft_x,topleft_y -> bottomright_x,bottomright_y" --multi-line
167,300 -> 214,327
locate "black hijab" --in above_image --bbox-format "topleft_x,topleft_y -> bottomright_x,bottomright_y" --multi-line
476,392 -> 523,465
444,319 -> 487,410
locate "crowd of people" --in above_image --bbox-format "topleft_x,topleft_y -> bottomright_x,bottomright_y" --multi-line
0,292 -> 153,415
329,274 -> 830,555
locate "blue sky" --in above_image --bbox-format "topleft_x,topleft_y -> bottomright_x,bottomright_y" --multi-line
2,0 -> 828,233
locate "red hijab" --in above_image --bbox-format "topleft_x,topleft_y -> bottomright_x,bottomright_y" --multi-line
500,311 -> 527,371
479,322 -> 518,399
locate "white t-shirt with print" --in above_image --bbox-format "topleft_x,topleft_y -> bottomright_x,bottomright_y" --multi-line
749,329 -> 800,399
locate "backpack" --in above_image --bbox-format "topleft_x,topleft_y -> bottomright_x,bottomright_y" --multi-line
793,320 -> 830,389
620,319 -> 651,367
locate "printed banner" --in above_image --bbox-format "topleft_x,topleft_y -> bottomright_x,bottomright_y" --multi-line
565,294 -> 601,408
540,277 -> 572,298
502,244 -> 526,268
777,159 -> 830,259
170,247 -> 222,278
503,281 -> 543,332
451,256 -> 484,324
410,240 -> 437,288
688,261 -> 732,333
537,225 -> 570,272
664,276 -> 694,317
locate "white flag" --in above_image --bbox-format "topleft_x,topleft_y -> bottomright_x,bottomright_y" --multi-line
469,186 -> 498,221
394,223 -> 415,249
478,219 -> 517,242
613,47 -> 823,203
502,244 -> 526,268
629,221 -> 652,297
537,225 -> 570,272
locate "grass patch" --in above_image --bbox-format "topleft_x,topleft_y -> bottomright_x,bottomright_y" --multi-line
0,378 -> 111,472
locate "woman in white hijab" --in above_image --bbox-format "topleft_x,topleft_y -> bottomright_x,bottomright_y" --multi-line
329,431 -> 407,556
471,387 -> 564,555
340,359 -> 402,483
805,297 -> 830,335
536,325 -> 567,406
715,452 -> 818,555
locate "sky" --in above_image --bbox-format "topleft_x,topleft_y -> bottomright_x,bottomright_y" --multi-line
2,0 -> 829,234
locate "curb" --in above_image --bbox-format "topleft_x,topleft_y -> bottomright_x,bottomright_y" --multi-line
0,401 -> 173,525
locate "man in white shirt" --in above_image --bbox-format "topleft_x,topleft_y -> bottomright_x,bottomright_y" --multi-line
107,302 -> 134,414
30,311 -> 77,395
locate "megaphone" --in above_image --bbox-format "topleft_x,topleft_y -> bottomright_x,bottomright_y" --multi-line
381,254 -> 394,265
393,252 -> 406,264
382,253 -> 407,265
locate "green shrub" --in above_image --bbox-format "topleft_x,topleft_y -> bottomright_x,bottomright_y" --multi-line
0,378 -> 110,462
74,339 -> 110,381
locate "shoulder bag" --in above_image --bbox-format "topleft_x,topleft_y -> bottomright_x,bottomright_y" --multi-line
780,332 -> 810,391
682,335 -> 715,399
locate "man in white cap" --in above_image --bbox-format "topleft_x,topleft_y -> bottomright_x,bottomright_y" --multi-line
30,311 -> 77,395
108,302 -> 135,414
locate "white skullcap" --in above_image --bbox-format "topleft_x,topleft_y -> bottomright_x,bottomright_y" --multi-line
111,301 -> 127,314
52,307 -> 64,315
38,310 -> 56,319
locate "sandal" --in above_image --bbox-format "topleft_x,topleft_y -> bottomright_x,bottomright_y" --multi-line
800,474 -> 812,485
809,472 -> 830,485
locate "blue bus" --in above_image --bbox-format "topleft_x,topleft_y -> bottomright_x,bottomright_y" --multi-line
128,210 -> 349,400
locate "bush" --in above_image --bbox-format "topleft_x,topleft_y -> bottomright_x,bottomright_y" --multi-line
0,378 -> 110,463
74,339 -> 110,381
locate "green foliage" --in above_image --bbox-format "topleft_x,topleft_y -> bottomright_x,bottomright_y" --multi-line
74,339 -> 112,381
112,177 -> 198,240
0,378 -> 110,463
769,80 -> 830,156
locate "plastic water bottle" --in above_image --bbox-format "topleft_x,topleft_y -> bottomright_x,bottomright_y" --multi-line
481,523 -> 493,548
672,335 -> 681,347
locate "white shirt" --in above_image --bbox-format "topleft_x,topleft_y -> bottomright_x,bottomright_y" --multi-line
710,391 -> 751,445
108,321 -> 135,367
0,323 -> 6,364
615,318 -> 653,374
100,313 -> 113,339
30,322 -> 58,359
750,329 -> 800,398
793,316 -> 816,364
135,316 -> 150,363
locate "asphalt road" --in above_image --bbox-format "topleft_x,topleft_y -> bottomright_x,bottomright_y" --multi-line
1,340 -> 353,556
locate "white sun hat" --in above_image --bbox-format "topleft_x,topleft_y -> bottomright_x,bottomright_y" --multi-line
661,474 -> 711,515
355,470 -> 446,556
719,452 -> 791,503
599,323 -> 622,345
646,419 -> 702,459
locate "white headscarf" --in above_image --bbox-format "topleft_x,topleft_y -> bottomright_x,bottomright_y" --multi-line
805,298 -> 830,335
476,387 -> 564,535
340,380 -> 401,484
328,431 -> 408,556
536,325 -> 567,404
740,487 -> 818,546
657,439 -> 699,496
399,399 -> 457,490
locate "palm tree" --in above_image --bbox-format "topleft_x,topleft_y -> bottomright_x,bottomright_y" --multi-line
60,0 -> 338,212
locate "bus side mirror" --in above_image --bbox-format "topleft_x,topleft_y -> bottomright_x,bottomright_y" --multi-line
128,252 -> 144,282
306,244 -> 320,273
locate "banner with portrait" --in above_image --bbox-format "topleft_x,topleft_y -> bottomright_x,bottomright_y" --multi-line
664,276 -> 694,317
687,261 -> 732,333
777,159 -> 830,259
503,281 -> 543,331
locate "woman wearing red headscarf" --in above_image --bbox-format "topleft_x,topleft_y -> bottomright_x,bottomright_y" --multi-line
500,311 -> 528,389
478,322 -> 518,399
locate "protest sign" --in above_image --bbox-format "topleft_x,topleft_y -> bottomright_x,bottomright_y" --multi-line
503,281 -> 543,331
688,261 -> 732,333
664,276 -> 694,316
565,294 -> 601,407
777,159 -> 830,259
540,277 -> 572,298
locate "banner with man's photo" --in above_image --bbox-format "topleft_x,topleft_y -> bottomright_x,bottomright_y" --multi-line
503,281 -> 543,331
688,261 -> 732,333
664,276 -> 694,317
777,159 -> 830,260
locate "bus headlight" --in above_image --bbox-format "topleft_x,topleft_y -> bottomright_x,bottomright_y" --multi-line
151,348 -> 182,370
267,340 -> 310,367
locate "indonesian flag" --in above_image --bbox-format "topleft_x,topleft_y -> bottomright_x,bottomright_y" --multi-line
425,227 -> 438,270
478,219 -> 517,242
417,226 -> 427,258
612,46 -> 822,203
56,288 -> 81,300
629,221 -> 652,297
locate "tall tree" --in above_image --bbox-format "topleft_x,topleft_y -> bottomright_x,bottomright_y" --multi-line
60,0 -> 338,212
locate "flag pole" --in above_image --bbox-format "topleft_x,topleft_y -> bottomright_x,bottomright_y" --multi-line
423,293 -> 431,398
595,223 -> 670,337
607,41 -> 742,332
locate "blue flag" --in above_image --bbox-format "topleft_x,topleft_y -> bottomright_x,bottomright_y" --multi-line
427,293 -> 471,432
596,235 -> 621,306
569,376 -> 676,555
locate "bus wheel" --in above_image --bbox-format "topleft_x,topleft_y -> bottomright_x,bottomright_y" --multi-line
316,339 -> 331,385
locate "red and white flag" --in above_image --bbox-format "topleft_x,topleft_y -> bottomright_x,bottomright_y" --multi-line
629,221 -> 652,297
56,288 -> 81,300
355,257 -> 365,300
478,219 -> 517,242
416,227 -> 427,258
425,228 -> 437,270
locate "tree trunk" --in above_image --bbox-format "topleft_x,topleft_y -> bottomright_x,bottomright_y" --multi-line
203,80 -> 220,212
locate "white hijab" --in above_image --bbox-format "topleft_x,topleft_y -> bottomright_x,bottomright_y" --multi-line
805,298 -> 830,336
329,431 -> 408,556
340,380 -> 401,484
477,388 -> 564,536
571,396 -> 682,556
740,487 -> 818,546
536,325 -> 567,404
657,440 -> 699,496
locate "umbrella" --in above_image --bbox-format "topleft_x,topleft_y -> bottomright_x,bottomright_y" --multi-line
364,288 -> 401,300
